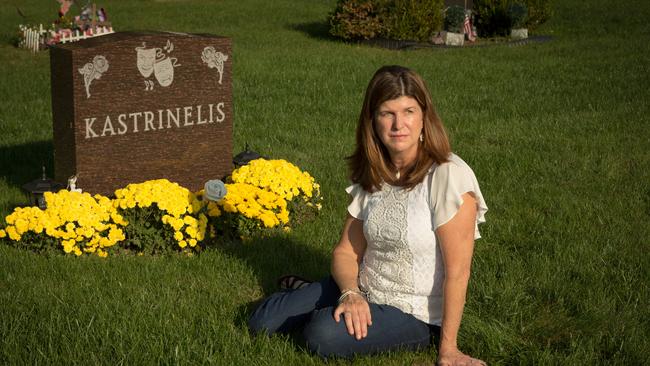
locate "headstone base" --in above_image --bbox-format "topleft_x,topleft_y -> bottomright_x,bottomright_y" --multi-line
443,31 -> 465,46
511,28 -> 528,40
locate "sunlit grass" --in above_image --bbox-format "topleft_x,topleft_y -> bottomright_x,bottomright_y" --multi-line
1,0 -> 649,364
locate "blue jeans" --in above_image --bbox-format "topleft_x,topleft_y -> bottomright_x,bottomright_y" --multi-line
248,276 -> 440,359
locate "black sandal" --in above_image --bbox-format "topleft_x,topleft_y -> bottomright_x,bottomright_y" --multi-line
277,274 -> 313,290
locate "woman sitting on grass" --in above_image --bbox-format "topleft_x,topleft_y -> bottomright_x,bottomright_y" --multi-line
248,65 -> 488,365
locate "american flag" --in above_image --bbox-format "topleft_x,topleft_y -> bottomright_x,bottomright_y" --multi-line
464,14 -> 476,42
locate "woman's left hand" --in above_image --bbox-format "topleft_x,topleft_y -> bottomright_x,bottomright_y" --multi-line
437,347 -> 486,366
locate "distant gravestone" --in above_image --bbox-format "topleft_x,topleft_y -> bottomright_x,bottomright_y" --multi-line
50,31 -> 232,196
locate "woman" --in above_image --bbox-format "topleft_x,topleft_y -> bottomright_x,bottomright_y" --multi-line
249,65 -> 488,365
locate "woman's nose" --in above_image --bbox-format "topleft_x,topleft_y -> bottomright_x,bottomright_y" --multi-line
392,113 -> 405,130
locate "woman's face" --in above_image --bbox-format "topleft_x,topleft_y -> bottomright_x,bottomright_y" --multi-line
374,95 -> 423,163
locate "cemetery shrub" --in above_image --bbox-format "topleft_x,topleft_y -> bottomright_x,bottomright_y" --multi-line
384,0 -> 444,41
473,0 -> 551,37
329,0 -> 444,42
508,3 -> 529,29
473,0 -> 513,37
524,0 -> 553,29
328,0 -> 385,40
445,5 -> 466,33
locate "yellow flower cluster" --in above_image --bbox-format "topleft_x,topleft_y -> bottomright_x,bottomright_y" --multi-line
114,179 -> 207,250
214,182 -> 289,228
114,179 -> 203,217
0,161 -> 323,253
0,190 -> 125,257
231,159 -> 321,203
161,213 -> 208,249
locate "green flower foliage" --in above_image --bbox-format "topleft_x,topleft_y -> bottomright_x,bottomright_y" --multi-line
117,205 -> 180,255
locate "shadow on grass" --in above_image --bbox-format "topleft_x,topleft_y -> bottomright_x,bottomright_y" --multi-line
219,233 -> 329,346
220,233 -> 329,294
0,139 -> 56,190
288,21 -> 338,43
287,21 -> 415,51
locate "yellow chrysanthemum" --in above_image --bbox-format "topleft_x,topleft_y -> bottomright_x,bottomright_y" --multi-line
185,226 -> 197,238
6,224 -> 21,241
114,179 -> 201,219
230,159 -> 320,203
1,189 -> 124,257
214,182 -> 288,229
174,231 -> 184,241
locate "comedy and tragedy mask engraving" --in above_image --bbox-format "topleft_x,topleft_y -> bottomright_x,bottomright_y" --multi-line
136,40 -> 181,91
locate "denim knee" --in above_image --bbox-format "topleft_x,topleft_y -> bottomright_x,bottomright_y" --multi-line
248,311 -> 272,335
247,292 -> 287,335
248,291 -> 313,335
248,305 -> 308,335
303,308 -> 349,358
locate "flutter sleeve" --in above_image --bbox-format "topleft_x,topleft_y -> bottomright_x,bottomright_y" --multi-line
430,155 -> 488,239
345,183 -> 369,220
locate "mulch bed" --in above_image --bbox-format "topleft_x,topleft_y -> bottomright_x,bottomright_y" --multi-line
357,35 -> 553,50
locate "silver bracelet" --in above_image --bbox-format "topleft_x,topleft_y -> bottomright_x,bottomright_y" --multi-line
337,289 -> 366,304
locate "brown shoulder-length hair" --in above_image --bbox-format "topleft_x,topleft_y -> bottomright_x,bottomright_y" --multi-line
347,65 -> 451,192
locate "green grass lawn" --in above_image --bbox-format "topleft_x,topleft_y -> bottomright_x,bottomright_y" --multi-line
1,0 -> 649,364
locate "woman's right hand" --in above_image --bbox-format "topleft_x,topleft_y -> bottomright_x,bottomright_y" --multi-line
333,291 -> 372,340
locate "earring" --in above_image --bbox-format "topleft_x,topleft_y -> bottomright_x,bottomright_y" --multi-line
419,133 -> 424,142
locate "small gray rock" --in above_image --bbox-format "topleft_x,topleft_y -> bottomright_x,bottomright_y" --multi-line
204,179 -> 227,201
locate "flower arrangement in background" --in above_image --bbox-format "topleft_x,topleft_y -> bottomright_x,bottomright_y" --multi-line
0,159 -> 322,256
0,190 -> 125,257
113,179 -> 207,254
17,2 -> 114,52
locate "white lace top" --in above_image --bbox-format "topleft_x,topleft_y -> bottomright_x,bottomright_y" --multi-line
346,154 -> 488,325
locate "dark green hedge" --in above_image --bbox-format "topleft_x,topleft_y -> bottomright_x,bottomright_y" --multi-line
329,0 -> 444,42
329,0 -> 385,40
329,0 -> 552,41
473,0 -> 553,37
